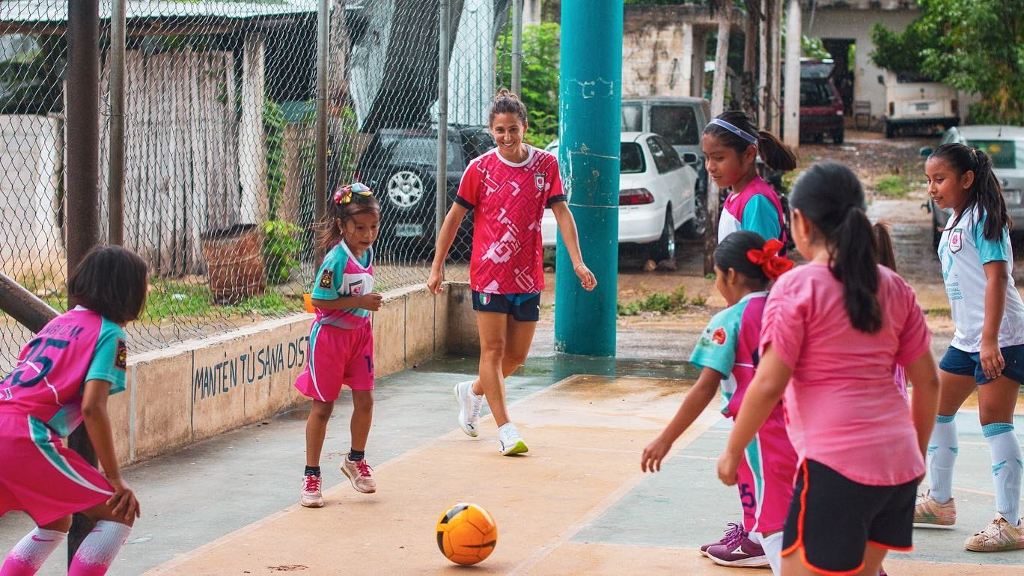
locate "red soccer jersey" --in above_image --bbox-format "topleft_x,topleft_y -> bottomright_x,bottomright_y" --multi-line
455,147 -> 566,294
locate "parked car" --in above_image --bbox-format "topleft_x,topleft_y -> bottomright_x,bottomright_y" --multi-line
879,70 -> 959,138
541,132 -> 700,262
799,76 -> 845,144
355,125 -> 495,259
923,125 -> 1024,247
621,97 -> 711,237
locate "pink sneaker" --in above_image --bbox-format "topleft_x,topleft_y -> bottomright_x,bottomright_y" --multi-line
705,531 -> 769,568
341,457 -> 377,493
700,523 -> 745,556
300,474 -> 324,508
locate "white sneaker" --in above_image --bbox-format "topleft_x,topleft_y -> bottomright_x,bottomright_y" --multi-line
300,473 -> 324,508
455,380 -> 484,437
498,422 -> 528,456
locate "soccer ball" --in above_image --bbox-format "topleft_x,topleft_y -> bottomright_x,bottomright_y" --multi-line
435,503 -> 498,565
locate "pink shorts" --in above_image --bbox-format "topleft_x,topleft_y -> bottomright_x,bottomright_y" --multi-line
0,415 -> 113,526
736,414 -> 798,534
294,321 -> 374,402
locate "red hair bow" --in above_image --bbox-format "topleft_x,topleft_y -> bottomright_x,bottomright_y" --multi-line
746,239 -> 794,280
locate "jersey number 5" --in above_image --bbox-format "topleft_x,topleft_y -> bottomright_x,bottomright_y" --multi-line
4,337 -> 69,388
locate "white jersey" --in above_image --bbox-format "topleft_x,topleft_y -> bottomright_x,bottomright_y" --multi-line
938,206 -> 1024,352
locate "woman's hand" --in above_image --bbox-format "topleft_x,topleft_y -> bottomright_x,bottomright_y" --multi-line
427,267 -> 445,294
641,435 -> 673,473
574,263 -> 596,291
980,338 -> 1005,381
716,450 -> 741,486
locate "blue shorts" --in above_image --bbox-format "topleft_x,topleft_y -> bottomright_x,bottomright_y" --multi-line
939,344 -> 1024,384
471,292 -> 541,322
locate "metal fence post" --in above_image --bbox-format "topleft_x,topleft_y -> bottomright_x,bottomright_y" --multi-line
315,0 -> 329,226
65,0 -> 102,562
437,0 -> 450,242
108,0 -> 126,245
511,0 -> 523,95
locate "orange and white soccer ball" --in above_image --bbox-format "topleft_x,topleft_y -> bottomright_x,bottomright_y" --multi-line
435,503 -> 498,565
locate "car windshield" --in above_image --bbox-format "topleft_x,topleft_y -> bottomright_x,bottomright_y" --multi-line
621,142 -> 645,174
650,105 -> 700,146
382,135 -> 460,169
969,140 -> 1021,170
800,81 -> 833,107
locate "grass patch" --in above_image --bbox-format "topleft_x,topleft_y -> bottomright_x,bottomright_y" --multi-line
875,174 -> 910,198
923,306 -> 951,317
618,286 -> 691,316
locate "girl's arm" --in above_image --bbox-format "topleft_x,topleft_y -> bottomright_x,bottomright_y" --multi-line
82,379 -> 140,521
904,351 -> 940,457
641,367 -> 722,472
311,294 -> 382,312
717,345 -> 791,485
980,261 -> 1009,379
549,201 -> 596,291
428,204 -> 469,294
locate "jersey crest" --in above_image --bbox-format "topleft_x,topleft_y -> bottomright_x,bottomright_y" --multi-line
949,228 -> 963,254
319,269 -> 334,289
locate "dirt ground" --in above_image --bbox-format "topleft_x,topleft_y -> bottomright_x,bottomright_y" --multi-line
541,129 -> 1024,345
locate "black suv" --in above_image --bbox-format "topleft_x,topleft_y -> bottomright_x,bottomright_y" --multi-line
355,125 -> 495,259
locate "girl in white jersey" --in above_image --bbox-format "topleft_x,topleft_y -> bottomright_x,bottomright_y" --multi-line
917,143 -> 1024,552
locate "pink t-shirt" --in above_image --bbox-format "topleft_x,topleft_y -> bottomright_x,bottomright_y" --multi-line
455,147 -> 566,294
761,263 -> 931,486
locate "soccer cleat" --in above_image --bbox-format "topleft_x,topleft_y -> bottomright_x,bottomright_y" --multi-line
913,493 -> 957,527
455,380 -> 484,438
498,423 -> 529,456
300,474 -> 324,508
341,457 -> 377,493
964,517 -> 1024,552
700,523 -> 746,557
705,531 -> 769,568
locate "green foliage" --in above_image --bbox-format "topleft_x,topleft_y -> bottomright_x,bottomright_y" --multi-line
264,99 -> 287,220
617,287 -> 690,316
496,23 -> 560,148
802,37 -> 831,60
874,175 -> 910,199
871,0 -> 1024,125
263,220 -> 303,285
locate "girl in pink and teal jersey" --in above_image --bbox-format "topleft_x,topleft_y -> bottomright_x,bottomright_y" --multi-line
297,183 -> 383,508
717,163 -> 941,576
1,245 -> 148,576
642,231 -> 797,575
702,110 -> 796,248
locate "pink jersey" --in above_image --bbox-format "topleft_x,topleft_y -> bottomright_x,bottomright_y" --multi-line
310,241 -> 374,329
761,263 -> 931,486
455,147 -> 566,294
0,308 -> 127,437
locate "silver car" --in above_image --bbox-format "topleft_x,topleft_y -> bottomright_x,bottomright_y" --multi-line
923,125 -> 1024,247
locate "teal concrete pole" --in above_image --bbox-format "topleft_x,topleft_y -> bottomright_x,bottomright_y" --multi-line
554,0 -> 622,357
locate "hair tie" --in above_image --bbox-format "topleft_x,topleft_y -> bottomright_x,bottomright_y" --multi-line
333,182 -> 373,205
746,238 -> 794,280
709,118 -> 758,145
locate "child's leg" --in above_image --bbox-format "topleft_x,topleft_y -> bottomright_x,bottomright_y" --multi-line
305,399 -> 334,467
350,390 -> 374,454
1,517 -> 70,576
475,312 -> 511,427
928,371 -> 975,502
68,503 -> 137,576
979,375 -> 1022,523
857,545 -> 887,576
752,531 -> 783,575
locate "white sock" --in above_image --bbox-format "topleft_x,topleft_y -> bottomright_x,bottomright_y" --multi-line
752,531 -> 783,576
928,415 -> 958,503
1,528 -> 66,576
983,423 -> 1023,523
68,521 -> 131,576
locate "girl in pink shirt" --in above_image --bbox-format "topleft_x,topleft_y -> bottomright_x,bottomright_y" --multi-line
716,162 -> 940,576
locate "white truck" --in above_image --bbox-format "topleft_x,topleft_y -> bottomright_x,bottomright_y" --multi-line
878,70 -> 959,138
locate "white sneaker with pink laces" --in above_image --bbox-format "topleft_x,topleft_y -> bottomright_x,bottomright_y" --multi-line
300,474 -> 324,508
341,457 -> 377,493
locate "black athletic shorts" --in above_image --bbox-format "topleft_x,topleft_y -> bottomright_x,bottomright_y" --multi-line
782,459 -> 918,574
471,291 -> 541,322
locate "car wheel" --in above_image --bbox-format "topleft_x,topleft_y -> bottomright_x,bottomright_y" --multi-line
377,168 -> 437,262
833,129 -> 844,145
385,169 -> 427,209
681,189 -> 706,240
651,208 -> 676,263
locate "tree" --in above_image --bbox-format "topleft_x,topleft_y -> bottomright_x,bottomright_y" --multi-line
496,22 -> 560,147
871,0 -> 1024,124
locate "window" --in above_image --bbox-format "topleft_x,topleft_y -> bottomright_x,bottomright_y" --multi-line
622,103 -> 643,132
655,135 -> 683,171
620,143 -> 645,174
384,136 -> 460,170
650,105 -> 699,146
646,137 -> 673,173
800,81 -> 834,107
969,140 -> 1021,170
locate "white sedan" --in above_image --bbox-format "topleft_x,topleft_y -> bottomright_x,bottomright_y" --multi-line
541,132 -> 699,262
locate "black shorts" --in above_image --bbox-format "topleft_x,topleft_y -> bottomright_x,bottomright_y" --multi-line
471,291 -> 541,322
782,460 -> 918,574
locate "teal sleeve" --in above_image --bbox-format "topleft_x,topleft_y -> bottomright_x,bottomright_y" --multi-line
689,308 -> 741,377
740,195 -> 782,242
974,219 -> 1009,264
311,248 -> 350,300
85,318 -> 127,395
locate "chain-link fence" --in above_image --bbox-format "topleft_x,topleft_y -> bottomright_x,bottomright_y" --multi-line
0,0 -> 516,371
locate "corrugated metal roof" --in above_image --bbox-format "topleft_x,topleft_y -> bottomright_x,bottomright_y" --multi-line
0,1 -> 318,23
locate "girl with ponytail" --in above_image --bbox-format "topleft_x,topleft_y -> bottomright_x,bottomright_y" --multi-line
702,110 -> 796,248
915,143 -> 1024,552
716,162 -> 940,576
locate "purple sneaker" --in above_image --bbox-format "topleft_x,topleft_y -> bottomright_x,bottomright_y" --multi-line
706,532 -> 769,568
700,523 -> 746,556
